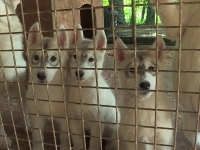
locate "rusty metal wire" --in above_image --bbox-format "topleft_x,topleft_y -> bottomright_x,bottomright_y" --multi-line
1,0 -> 200,150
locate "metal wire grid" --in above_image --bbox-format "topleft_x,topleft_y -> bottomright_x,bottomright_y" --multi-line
0,0 -> 27,149
104,1 -> 166,42
0,0 -> 200,150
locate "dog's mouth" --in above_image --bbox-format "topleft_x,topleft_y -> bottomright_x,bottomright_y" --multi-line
76,77 -> 85,82
138,91 -> 152,98
137,91 -> 152,100
139,91 -> 150,95
37,79 -> 46,84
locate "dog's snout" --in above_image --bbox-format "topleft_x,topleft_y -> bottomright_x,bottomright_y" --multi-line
37,72 -> 45,81
139,81 -> 150,90
75,70 -> 84,78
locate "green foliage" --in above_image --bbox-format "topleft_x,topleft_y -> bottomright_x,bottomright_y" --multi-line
103,0 -> 109,6
125,0 -> 149,25
124,0 -> 132,23
102,0 -> 163,25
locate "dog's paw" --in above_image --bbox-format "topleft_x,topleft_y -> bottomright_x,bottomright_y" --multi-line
0,136 -> 12,148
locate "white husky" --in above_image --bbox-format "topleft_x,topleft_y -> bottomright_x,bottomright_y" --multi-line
150,0 -> 200,147
66,24 -> 119,150
115,36 -> 173,150
25,22 -> 69,150
0,0 -> 26,148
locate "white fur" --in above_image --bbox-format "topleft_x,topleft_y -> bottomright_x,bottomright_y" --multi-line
0,0 -> 26,148
115,37 -> 173,150
66,24 -> 119,150
26,22 -> 69,150
150,0 -> 200,147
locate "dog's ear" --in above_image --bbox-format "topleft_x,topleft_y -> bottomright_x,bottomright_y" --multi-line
70,24 -> 84,45
12,0 -> 20,9
115,38 -> 128,62
151,35 -> 166,62
95,30 -> 107,54
53,25 -> 69,49
27,22 -> 43,47
95,30 -> 107,48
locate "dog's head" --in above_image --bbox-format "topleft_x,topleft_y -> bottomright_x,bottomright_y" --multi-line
68,24 -> 106,81
27,22 -> 69,83
115,36 -> 166,100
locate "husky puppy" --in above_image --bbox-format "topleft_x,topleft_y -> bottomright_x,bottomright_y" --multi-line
0,0 -> 26,148
150,0 -> 200,147
115,36 -> 173,150
66,24 -> 119,150
25,22 -> 69,150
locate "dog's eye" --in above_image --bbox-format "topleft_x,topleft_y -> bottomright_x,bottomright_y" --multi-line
88,58 -> 94,62
73,55 -> 77,59
129,68 -> 135,73
34,55 -> 39,61
51,56 -> 57,62
148,66 -> 155,70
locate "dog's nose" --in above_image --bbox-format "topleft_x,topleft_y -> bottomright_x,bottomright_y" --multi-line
139,81 -> 150,90
37,72 -> 45,81
75,70 -> 84,78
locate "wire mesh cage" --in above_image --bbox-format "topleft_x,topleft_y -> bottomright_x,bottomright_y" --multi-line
103,0 -> 168,45
0,0 -> 200,150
